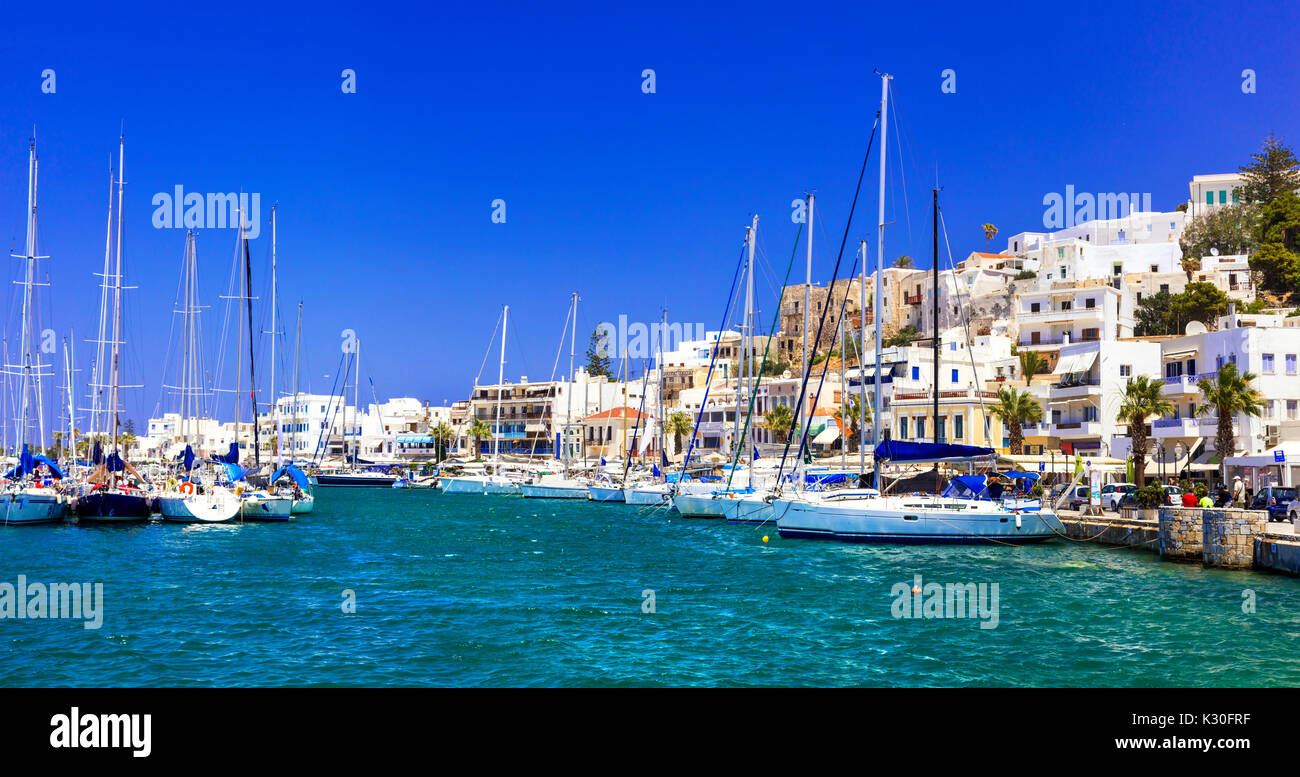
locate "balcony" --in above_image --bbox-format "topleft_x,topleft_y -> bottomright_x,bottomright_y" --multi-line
1017,306 -> 1104,324
1161,375 -> 1200,394
1051,421 -> 1102,438
1152,417 -> 1200,437
904,293 -> 923,306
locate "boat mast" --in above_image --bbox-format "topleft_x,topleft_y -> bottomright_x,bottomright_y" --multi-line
243,218 -> 260,468
840,310 -> 847,469
109,135 -> 125,471
932,187 -> 941,492
91,158 -> 114,444
270,205 -> 279,466
800,194 -> 813,491
658,308 -> 666,479
859,239 -> 868,477
292,302 -> 302,465
564,292 -> 577,478
873,73 -> 890,491
353,339 -> 360,466
14,139 -> 38,461
747,214 -> 757,469
494,305 -> 507,475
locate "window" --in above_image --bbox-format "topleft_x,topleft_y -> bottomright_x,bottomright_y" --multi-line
1061,301 -> 1072,311
1113,263 -> 1122,275
1083,406 -> 1098,422
1290,400 -> 1298,421
954,415 -> 964,439
1265,401 -> 1275,420
1232,189 -> 1240,203
1263,353 -> 1275,374
935,417 -> 946,443
916,418 -> 926,440
900,417 -> 908,439
1031,302 -> 1041,313
1059,265 -> 1066,277
1287,354 -> 1297,375
1120,364 -> 1132,377
949,341 -> 957,351
1030,332 -> 1042,345
1187,359 -> 1196,375
1057,248 -> 1065,259
1085,298 -> 1096,309
1206,191 -> 1215,205
1219,190 -> 1228,204
911,366 -> 920,381
1082,328 -> 1099,341
1152,266 -> 1160,274
951,369 -> 959,383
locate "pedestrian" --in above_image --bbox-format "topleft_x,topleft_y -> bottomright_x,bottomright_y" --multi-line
1231,475 -> 1245,508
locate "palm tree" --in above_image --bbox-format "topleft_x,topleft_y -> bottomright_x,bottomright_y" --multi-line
119,432 -> 138,460
988,386 -> 1043,455
1019,351 -> 1046,380
431,421 -> 455,463
466,419 -> 491,460
665,411 -> 693,456
762,404 -> 797,444
1197,363 -> 1266,482
1117,375 -> 1175,486
894,255 -> 913,269
833,395 -> 872,453
981,223 -> 998,252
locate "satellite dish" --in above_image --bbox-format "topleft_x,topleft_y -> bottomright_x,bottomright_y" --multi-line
1210,247 -> 1219,256
1185,320 -> 1208,335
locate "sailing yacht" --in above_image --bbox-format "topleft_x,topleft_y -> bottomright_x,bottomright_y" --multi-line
0,139 -> 68,525
441,305 -> 522,496
156,232 -> 241,522
520,293 -> 591,500
76,135 -> 152,523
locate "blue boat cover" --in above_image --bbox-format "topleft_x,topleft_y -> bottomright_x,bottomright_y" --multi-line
943,474 -> 988,499
1003,470 -> 1040,481
875,440 -> 994,463
4,444 -> 65,480
176,444 -> 196,471
271,464 -> 310,489
217,442 -> 240,464
106,451 -> 126,473
208,460 -> 247,483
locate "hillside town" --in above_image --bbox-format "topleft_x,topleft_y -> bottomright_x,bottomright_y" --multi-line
133,138 -> 1300,493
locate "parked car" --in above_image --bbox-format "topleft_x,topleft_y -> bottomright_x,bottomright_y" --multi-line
1100,483 -> 1137,510
1064,485 -> 1090,510
1252,486 -> 1298,522
1160,485 -> 1182,506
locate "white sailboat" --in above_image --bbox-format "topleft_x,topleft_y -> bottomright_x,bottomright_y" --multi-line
773,74 -> 1063,544
442,305 -> 521,495
1,138 -> 68,525
157,231 -> 241,523
520,293 -> 590,499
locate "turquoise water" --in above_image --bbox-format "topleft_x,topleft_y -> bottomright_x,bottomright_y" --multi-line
3,488 -> 1299,687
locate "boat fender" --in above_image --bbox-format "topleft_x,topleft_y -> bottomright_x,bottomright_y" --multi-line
166,478 -> 178,491
1015,514 -> 1022,530
179,481 -> 195,496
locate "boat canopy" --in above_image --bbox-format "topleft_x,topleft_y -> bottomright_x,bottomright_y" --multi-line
272,464 -> 311,489
943,474 -> 988,500
217,442 -> 239,465
875,440 -> 994,463
4,444 -> 64,480
208,460 -> 247,483
176,444 -> 196,471
1002,470 -> 1040,482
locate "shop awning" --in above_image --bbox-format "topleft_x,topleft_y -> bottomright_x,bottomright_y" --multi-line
1052,351 -> 1098,375
812,425 -> 841,445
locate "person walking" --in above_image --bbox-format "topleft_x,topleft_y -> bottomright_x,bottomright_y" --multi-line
1231,475 -> 1246,508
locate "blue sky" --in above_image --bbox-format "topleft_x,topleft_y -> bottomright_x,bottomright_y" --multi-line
0,1 -> 1296,431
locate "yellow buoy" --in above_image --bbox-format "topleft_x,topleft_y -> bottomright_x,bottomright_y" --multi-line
761,535 -> 769,543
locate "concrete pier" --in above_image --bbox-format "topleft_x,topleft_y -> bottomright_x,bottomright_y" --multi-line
1157,507 -> 1205,562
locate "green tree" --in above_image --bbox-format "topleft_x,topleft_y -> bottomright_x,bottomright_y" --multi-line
1013,269 -> 1037,280
1019,351 -> 1046,379
431,421 -> 455,463
1249,191 -> 1300,299
1117,375 -> 1174,487
885,325 -> 920,347
1197,362 -> 1266,482
762,404 -> 796,444
894,255 -> 913,269
988,386 -> 1043,455
833,395 -> 872,453
1135,291 -> 1178,336
981,223 -> 998,252
1239,133 -> 1300,206
665,411 -> 693,455
1176,281 -> 1232,326
584,328 -> 613,377
1179,203 -> 1259,259
466,419 -> 491,459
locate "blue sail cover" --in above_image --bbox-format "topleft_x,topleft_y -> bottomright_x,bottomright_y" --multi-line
4,444 -> 65,480
874,440 -> 994,463
208,459 -> 247,483
217,442 -> 239,464
1003,470 -> 1040,481
176,444 -> 196,471
92,440 -> 103,465
106,451 -> 126,473
943,474 -> 989,499
271,464 -> 310,489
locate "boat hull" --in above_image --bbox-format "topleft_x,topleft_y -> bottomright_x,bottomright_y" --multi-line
587,485 -> 626,503
315,474 -> 399,487
290,495 -> 315,514
671,493 -> 731,518
158,488 -> 242,523
774,496 -> 1061,544
520,482 -> 589,499
624,486 -> 671,505
723,495 -> 775,525
0,491 -> 67,525
440,476 -> 519,495
239,495 -> 293,521
74,491 -> 152,522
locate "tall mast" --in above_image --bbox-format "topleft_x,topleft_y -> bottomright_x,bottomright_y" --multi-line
873,73 -> 890,491
270,205 -> 279,465
62,335 -> 73,463
564,292 -> 577,477
91,158 -> 114,443
14,139 -> 38,457
353,339 -> 360,466
494,305 -> 508,474
109,134 -> 125,463
859,239 -> 868,476
658,308 -> 666,478
932,187 -> 941,492
243,217 -> 261,467
292,302 -> 302,465
840,311 -> 847,469
800,194 -> 814,490
746,215 -> 757,469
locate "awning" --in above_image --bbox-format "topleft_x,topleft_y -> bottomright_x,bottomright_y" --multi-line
1164,348 -> 1197,360
525,423 -> 547,432
1052,351 -> 1098,375
812,425 -> 840,445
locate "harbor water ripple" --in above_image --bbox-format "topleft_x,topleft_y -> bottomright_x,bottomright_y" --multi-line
3,488 -> 1299,686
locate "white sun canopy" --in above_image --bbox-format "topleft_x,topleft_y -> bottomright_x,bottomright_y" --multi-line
1052,351 -> 1099,376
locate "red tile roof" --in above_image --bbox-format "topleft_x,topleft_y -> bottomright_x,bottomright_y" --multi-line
585,407 -> 645,421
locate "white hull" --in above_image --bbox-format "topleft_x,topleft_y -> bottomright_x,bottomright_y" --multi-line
239,493 -> 293,521
158,487 -> 242,523
722,494 -> 776,524
774,492 -> 1062,544
671,493 -> 732,518
587,485 -> 626,503
290,494 -> 315,514
624,485 -> 672,505
520,481 -> 589,499
440,476 -> 520,495
0,491 -> 67,525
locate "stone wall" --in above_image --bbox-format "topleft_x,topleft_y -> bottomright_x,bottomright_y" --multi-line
1157,507 -> 1204,562
1202,508 -> 1269,569
1061,516 -> 1158,551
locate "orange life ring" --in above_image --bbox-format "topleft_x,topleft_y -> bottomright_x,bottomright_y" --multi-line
179,481 -> 195,495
